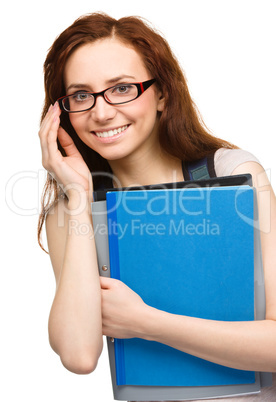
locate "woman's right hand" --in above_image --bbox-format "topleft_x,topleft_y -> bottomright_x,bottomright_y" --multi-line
39,102 -> 93,204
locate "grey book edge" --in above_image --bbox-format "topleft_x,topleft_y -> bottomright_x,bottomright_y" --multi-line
91,191 -> 272,401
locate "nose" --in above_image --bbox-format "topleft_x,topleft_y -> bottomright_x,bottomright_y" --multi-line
90,95 -> 117,123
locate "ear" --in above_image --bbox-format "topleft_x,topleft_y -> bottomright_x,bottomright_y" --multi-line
157,92 -> 165,112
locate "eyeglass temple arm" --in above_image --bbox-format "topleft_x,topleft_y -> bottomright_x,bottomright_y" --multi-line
140,78 -> 156,93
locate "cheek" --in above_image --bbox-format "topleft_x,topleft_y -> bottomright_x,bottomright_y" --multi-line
127,93 -> 160,122
69,115 -> 86,136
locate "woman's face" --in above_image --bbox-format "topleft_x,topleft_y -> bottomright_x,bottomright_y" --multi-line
63,38 -> 164,163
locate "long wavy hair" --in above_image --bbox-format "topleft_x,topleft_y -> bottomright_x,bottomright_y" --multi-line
38,12 -> 236,251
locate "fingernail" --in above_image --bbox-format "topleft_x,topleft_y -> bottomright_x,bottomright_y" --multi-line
48,104 -> 53,112
54,101 -> 58,109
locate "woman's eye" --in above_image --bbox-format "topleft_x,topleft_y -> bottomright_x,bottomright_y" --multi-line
113,85 -> 132,94
72,92 -> 90,102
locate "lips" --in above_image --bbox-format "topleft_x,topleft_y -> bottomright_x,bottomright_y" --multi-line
93,124 -> 129,138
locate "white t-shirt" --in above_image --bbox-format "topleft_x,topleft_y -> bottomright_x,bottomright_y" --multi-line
214,148 -> 260,177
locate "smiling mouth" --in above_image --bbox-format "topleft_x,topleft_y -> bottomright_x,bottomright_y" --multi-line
93,124 -> 130,138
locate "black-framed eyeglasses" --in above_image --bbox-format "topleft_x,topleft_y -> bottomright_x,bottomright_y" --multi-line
58,78 -> 156,113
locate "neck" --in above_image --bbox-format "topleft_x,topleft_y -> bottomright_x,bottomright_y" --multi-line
108,148 -> 183,188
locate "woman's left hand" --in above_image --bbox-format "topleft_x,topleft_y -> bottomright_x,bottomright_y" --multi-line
100,277 -> 149,339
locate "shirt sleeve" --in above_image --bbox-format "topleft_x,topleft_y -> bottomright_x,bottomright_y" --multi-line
214,148 -> 261,177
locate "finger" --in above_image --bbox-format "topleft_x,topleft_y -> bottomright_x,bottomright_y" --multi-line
100,276 -> 119,289
40,111 -> 62,172
39,103 -> 58,138
57,126 -> 82,158
100,276 -> 111,289
46,115 -> 61,158
39,103 -> 60,153
39,104 -> 52,134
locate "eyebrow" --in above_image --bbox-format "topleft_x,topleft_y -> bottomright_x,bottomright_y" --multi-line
66,75 -> 136,92
105,75 -> 136,85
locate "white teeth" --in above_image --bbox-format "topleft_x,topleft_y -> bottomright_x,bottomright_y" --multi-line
95,125 -> 128,138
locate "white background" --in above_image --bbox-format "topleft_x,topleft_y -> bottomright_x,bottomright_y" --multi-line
1,1 -> 275,401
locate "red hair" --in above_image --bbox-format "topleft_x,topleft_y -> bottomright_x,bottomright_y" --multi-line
38,12 -> 236,250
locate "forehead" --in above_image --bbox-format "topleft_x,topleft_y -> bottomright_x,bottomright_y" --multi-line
64,38 -> 148,89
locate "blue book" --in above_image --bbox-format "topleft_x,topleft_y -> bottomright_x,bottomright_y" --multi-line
105,186 -> 255,387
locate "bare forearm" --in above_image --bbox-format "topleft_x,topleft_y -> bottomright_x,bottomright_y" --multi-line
48,199 -> 102,373
142,306 -> 276,372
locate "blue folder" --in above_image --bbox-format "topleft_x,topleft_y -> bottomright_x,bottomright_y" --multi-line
105,186 -> 255,387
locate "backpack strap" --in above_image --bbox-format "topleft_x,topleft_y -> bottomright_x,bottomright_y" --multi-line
182,153 -> 216,181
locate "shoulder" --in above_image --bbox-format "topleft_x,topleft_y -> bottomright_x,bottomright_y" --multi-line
214,148 -> 261,177
214,147 -> 273,192
221,149 -> 275,236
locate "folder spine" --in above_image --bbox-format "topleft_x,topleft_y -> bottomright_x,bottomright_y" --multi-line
115,339 -> 126,385
106,192 -> 121,281
106,192 -> 126,384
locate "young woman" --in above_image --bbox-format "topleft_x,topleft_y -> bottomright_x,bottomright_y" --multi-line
38,12 -> 276,401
